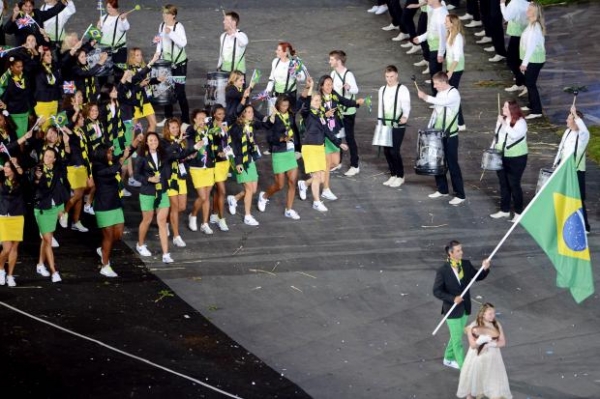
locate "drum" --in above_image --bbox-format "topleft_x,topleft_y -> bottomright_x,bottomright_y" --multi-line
481,149 -> 503,171
149,60 -> 176,106
204,71 -> 229,106
87,47 -> 113,77
536,167 -> 554,193
372,124 -> 393,147
414,129 -> 446,176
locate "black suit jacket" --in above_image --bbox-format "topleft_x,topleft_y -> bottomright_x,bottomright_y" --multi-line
433,260 -> 489,319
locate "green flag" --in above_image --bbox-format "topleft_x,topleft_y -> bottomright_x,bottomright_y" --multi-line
52,111 -> 68,128
519,156 -> 594,303
87,26 -> 103,40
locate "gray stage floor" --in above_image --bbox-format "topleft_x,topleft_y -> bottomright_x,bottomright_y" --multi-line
66,1 -> 599,398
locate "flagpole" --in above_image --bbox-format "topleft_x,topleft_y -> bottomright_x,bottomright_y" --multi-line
432,154 -> 574,335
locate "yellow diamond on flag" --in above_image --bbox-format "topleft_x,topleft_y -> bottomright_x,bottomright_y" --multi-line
554,192 -> 590,261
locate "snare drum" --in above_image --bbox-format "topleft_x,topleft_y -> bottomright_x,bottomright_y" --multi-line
415,129 -> 446,175
149,60 -> 176,106
372,124 -> 393,147
204,71 -> 229,106
87,46 -> 113,77
536,167 -> 554,193
481,149 -> 503,171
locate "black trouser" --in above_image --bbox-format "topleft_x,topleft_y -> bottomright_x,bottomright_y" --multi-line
506,36 -> 525,86
387,0 -> 403,29
480,0 -> 491,36
165,62 -> 190,124
435,134 -> 465,198
524,62 -> 544,114
467,0 -> 481,21
448,71 -> 465,126
402,0 -> 418,38
496,154 -> 527,214
577,170 -> 590,232
489,16 -> 507,56
342,114 -> 359,168
428,51 -> 443,95
383,126 -> 406,178
417,10 -> 430,59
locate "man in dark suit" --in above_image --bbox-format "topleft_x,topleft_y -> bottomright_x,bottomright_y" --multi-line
433,240 -> 491,369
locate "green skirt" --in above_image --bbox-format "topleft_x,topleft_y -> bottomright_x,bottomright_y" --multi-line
10,112 -> 30,139
324,137 -> 340,154
139,192 -> 169,211
96,208 -> 125,228
235,161 -> 258,184
272,151 -> 298,174
34,204 -> 64,235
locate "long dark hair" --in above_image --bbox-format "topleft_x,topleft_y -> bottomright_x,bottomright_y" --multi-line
137,131 -> 165,158
91,143 -> 111,166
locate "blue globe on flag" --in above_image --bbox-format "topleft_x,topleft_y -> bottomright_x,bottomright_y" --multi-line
562,208 -> 587,252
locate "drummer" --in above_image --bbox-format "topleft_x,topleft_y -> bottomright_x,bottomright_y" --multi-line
41,0 -> 77,58
417,71 -> 465,206
553,105 -> 590,233
490,100 -> 528,222
98,0 -> 130,81
217,11 -> 249,79
156,4 -> 190,124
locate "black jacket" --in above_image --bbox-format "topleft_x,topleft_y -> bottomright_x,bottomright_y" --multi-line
433,260 -> 489,319
299,96 -> 341,147
4,4 -> 66,46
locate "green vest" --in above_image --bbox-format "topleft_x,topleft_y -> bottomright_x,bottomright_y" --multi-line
334,70 -> 356,116
434,108 -> 458,136
99,14 -> 127,48
162,22 -> 187,65
520,26 -> 546,63
495,132 -> 528,157
445,40 -> 464,72
220,33 -> 246,73
506,20 -> 526,37
426,15 -> 440,51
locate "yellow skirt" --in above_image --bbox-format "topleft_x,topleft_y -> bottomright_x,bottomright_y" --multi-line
167,178 -> 188,196
190,167 -> 215,188
0,215 -> 24,242
34,101 -> 59,131
67,165 -> 89,189
302,144 -> 326,174
214,160 -> 230,183
134,102 -> 155,120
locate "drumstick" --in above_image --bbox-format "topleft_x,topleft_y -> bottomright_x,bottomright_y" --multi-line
122,4 -> 141,17
479,169 -> 486,182
411,75 -> 419,91
497,93 -> 501,115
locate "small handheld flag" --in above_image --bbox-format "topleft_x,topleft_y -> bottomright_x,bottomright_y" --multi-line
364,95 -> 372,114
63,81 -> 75,94
52,112 -> 68,128
250,69 -> 262,85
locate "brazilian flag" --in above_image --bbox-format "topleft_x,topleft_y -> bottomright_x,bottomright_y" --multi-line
519,156 -> 594,303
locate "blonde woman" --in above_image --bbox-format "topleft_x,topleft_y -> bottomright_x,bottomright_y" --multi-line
126,48 -> 159,132
445,13 -> 466,131
520,2 -> 546,120
225,70 -> 253,124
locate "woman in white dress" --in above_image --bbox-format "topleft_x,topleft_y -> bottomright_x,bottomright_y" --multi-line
457,303 -> 512,399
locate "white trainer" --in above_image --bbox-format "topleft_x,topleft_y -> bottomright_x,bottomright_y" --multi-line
490,211 -> 510,219
382,23 -> 399,31
391,32 -> 410,41
414,59 -> 428,67
172,236 -> 186,247
312,201 -> 328,212
51,271 -> 62,283
162,253 -> 174,264
244,215 -> 260,226
449,197 -> 466,206
429,191 -> 449,199
401,42 -> 413,48
200,223 -> 214,235
122,188 -> 132,197
227,195 -> 237,215
284,209 -> 301,220
474,30 -> 486,37
188,214 -> 198,231
344,167 -> 360,177
59,213 -> 68,228
484,46 -> 495,52
459,13 -> 473,21
100,264 -> 118,278
330,163 -> 342,172
128,177 -> 142,187
505,85 -> 524,92
36,264 -> 50,277
422,67 -> 430,75
321,188 -> 338,201
297,180 -> 307,200
6,275 -> 16,287
71,221 -> 89,232
443,359 -> 460,369
383,176 -> 396,186
257,191 -> 269,212
518,88 -> 528,97
406,45 -> 421,55
476,37 -> 492,44
0,269 -> 5,285
510,213 -> 521,223
136,243 -> 152,257
218,218 -> 229,231
458,125 -> 467,132
465,20 -> 482,28
525,114 -> 542,120
367,5 -> 378,13
209,214 -> 220,224
374,4 -> 388,14
389,176 -> 405,188
489,55 -> 506,62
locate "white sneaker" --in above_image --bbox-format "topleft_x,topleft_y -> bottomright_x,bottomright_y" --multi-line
162,253 -> 174,264
367,5 -> 378,13
330,163 -> 342,172
474,30 -> 486,37
446,4 -> 456,10
406,45 -> 421,55
218,218 -> 229,231
484,46 -> 495,52
136,243 -> 152,257
383,176 -> 395,186
382,23 -> 399,31
0,269 -> 5,285
449,197 -> 466,206
51,271 -> 62,283
128,177 -> 142,187
476,37 -> 492,44
518,88 -> 528,97
525,113 -> 542,120
521,106 -> 531,111
59,213 -> 68,228
172,235 -> 186,247
422,67 -> 430,75
443,359 -> 460,370
429,191 -> 449,199
510,213 -> 521,223
71,221 -> 89,232
490,211 -> 510,219
200,223 -> 214,235
100,264 -> 118,278
489,55 -> 506,62
313,201 -> 328,212
344,166 -> 360,177
284,209 -> 300,220
122,188 -> 132,197
156,118 -> 167,128
83,204 -> 95,215
96,247 -> 103,260
188,215 -> 198,231
414,59 -> 428,67
209,214 -> 220,224
321,188 -> 338,201
458,125 -> 466,132
465,20 -> 482,28
244,215 -> 260,226
297,180 -> 307,200
401,42 -> 414,48
375,4 -> 388,14
505,84 -> 524,92
425,80 -> 432,84
6,275 -> 15,287
389,176 -> 405,188
165,223 -> 170,237
459,13 -> 473,21
391,32 -> 410,41
36,264 -> 50,277
227,195 -> 237,215
257,191 -> 269,212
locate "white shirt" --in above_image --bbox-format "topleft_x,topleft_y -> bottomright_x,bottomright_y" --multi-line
554,118 -> 589,171
265,58 -> 307,94
446,33 -> 464,66
495,118 -> 527,147
331,68 -> 359,97
99,14 -> 130,47
417,5 -> 448,57
377,84 -> 411,124
156,22 -> 187,62
521,23 -> 545,66
501,0 -> 529,26
425,86 -> 461,127
41,0 -> 76,42
218,30 -> 249,71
